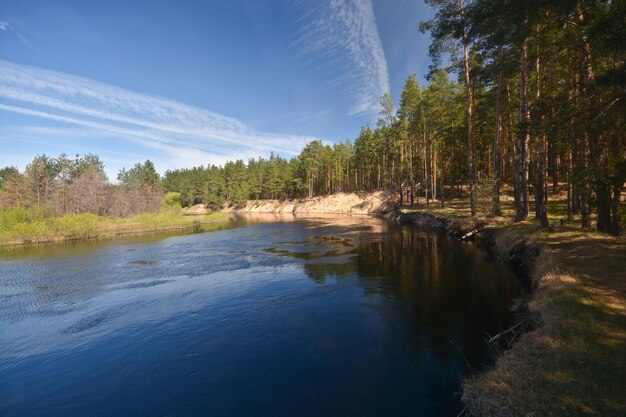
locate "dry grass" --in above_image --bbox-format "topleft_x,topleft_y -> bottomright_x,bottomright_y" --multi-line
463,246 -> 626,416
403,183 -> 626,416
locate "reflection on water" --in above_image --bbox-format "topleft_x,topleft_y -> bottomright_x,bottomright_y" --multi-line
0,214 -> 523,417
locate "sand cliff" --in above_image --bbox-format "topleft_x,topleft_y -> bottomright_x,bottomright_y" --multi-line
219,191 -> 396,215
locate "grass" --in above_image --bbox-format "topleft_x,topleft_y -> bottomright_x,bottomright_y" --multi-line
463,238 -> 626,416
399,183 -> 626,416
0,207 -> 229,246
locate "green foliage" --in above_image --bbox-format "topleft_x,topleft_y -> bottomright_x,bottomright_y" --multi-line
0,206 -> 229,245
378,93 -> 395,127
204,193 -> 225,212
224,160 -> 249,208
10,220 -> 53,242
163,192 -> 182,208
53,214 -> 100,239
0,207 -> 56,242
118,160 -> 160,187
0,166 -> 20,187
399,74 -> 421,120
0,206 -> 51,230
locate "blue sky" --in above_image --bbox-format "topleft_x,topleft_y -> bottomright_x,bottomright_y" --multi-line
0,0 -> 434,178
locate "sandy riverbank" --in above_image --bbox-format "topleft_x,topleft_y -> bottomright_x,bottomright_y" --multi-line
193,191 -> 398,215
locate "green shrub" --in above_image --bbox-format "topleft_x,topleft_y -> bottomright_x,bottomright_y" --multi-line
53,214 -> 100,239
0,207 -> 28,230
163,192 -> 182,208
0,206 -> 52,230
10,220 -> 53,242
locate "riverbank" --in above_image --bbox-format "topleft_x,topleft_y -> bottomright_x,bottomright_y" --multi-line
0,208 -> 228,247
219,191 -> 395,215
389,203 -> 625,416
1,191 -> 393,247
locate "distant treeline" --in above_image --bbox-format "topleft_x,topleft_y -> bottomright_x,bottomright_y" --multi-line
1,1 -> 623,234
0,154 -> 162,217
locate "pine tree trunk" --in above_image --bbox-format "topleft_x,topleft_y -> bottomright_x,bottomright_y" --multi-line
567,142 -> 574,220
459,0 -> 475,216
580,140 -> 591,228
549,139 -> 558,194
575,1 -> 612,232
400,141 -> 404,201
424,137 -> 428,204
410,133 -> 415,206
492,51 -> 502,216
534,55 -> 548,227
515,36 -> 530,221
609,129 -> 623,235
440,173 -> 445,208
610,180 -> 622,236
433,146 -> 437,203
440,138 -> 445,208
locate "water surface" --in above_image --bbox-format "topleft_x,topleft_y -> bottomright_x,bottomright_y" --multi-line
0,215 -> 523,417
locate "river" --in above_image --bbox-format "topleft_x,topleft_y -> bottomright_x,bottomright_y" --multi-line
0,214 -> 523,417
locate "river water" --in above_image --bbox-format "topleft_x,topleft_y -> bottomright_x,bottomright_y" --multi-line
0,215 -> 523,417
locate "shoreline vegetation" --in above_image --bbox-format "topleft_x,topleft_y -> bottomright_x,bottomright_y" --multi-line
0,207 -> 228,247
0,192 -> 393,248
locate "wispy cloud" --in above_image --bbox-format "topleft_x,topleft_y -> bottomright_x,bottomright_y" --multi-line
0,20 -> 31,47
0,60 -> 320,170
292,0 -> 390,115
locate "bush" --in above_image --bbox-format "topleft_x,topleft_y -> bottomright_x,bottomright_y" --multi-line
0,207 -> 28,230
53,213 -> 100,239
10,220 -> 53,242
163,192 -> 182,208
0,206 -> 52,230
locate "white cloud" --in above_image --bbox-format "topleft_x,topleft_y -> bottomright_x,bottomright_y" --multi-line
292,0 -> 390,115
0,60 -> 321,171
0,20 -> 31,47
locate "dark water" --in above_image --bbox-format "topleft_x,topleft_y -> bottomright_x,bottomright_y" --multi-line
0,215 -> 523,417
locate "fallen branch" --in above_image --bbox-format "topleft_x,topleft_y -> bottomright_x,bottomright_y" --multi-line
487,321 -> 525,344
459,225 -> 484,240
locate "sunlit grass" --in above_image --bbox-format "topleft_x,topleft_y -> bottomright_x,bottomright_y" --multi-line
0,207 -> 229,245
464,262 -> 626,416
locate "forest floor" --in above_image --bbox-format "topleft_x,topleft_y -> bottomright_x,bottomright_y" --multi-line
401,184 -> 626,416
